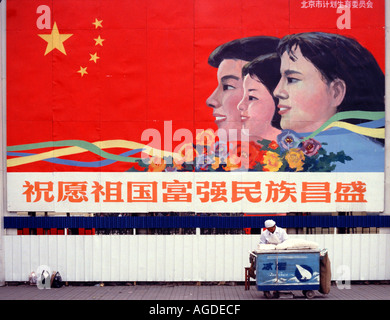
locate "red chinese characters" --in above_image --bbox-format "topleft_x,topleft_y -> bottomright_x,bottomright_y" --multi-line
21,179 -> 368,205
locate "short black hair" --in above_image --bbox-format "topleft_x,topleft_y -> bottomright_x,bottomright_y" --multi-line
242,53 -> 282,129
242,53 -> 281,97
277,32 -> 385,115
208,36 -> 280,68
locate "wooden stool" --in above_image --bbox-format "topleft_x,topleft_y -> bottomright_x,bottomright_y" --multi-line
244,267 -> 251,290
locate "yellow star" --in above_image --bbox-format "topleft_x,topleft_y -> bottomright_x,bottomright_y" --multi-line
94,35 -> 105,46
38,22 -> 73,56
77,66 -> 88,77
89,52 -> 100,63
92,18 -> 103,29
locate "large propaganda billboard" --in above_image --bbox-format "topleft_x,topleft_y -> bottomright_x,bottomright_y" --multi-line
6,0 -> 385,213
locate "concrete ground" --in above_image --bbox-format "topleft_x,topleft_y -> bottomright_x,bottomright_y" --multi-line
1,282 -> 388,319
0,281 -> 389,300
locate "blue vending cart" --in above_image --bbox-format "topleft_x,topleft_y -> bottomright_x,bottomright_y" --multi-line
256,249 -> 320,299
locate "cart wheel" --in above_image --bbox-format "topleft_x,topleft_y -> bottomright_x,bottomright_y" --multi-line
303,290 -> 315,299
273,291 -> 280,299
264,291 -> 273,299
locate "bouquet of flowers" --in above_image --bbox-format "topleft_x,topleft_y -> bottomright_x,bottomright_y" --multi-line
135,129 -> 352,172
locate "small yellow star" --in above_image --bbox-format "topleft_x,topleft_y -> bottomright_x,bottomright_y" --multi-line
94,35 -> 105,46
92,18 -> 103,29
77,66 -> 88,77
89,52 -> 100,63
38,22 -> 73,56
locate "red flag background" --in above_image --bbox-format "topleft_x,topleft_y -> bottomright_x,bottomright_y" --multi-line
6,0 -> 385,173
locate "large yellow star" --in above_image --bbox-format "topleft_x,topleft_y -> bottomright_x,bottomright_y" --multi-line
38,22 -> 73,56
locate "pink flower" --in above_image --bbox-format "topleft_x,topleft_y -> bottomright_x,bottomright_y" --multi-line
300,138 -> 321,156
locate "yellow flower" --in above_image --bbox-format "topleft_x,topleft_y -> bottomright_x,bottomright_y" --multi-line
224,155 -> 241,171
211,157 -> 221,170
285,148 -> 305,171
262,151 -> 283,172
195,129 -> 216,146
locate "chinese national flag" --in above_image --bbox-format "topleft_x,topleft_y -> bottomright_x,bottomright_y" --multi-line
6,0 -> 385,172
7,0 -> 205,172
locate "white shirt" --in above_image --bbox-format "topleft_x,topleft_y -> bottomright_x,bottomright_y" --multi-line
259,226 -> 288,245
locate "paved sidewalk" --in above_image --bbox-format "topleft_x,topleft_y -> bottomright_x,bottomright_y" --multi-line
0,282 -> 389,300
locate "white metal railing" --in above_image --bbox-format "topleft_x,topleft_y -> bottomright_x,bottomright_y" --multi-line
3,234 -> 390,282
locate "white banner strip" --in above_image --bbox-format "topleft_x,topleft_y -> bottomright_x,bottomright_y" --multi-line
7,172 -> 384,213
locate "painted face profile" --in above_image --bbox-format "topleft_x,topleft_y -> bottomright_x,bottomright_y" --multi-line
273,45 -> 345,133
238,74 -> 280,141
206,59 -> 247,137
206,37 -> 280,140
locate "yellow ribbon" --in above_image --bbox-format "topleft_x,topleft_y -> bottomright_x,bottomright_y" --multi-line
323,121 -> 385,139
7,140 -> 181,167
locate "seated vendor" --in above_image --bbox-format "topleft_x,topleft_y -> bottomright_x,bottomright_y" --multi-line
259,220 -> 288,245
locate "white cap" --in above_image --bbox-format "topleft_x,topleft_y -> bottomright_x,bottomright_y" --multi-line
264,219 -> 276,228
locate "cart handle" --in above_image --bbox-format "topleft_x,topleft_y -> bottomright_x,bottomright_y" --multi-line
248,251 -> 257,257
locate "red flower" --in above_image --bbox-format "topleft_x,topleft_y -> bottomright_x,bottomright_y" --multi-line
268,140 -> 279,150
225,141 -> 267,170
248,142 -> 266,169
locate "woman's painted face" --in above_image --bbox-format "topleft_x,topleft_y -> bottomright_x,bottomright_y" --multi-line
273,46 -> 338,133
206,59 -> 247,136
238,74 -> 276,140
